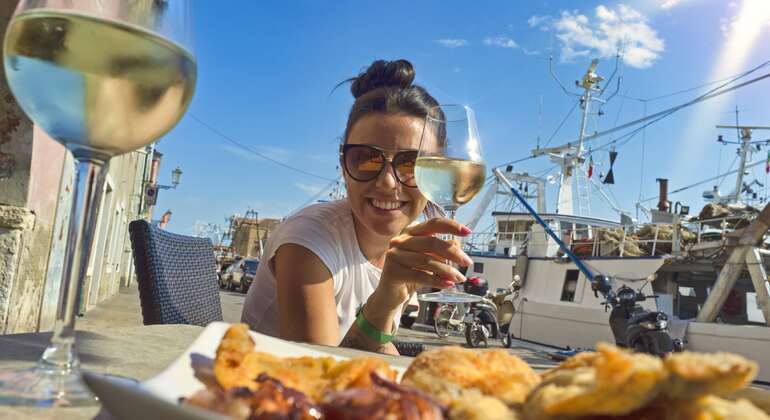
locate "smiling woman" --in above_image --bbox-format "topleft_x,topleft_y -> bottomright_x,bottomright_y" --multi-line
241,59 -> 474,355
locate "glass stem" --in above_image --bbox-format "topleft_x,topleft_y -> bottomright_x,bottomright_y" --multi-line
39,159 -> 108,371
444,207 -> 458,284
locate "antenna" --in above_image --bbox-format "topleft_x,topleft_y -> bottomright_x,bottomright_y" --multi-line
549,55 -> 580,97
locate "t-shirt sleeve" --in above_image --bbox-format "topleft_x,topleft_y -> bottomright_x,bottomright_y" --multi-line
265,213 -> 343,291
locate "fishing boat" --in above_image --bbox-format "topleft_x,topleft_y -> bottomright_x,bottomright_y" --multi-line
459,59 -> 770,382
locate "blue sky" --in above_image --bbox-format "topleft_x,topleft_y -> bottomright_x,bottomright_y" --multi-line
153,0 -> 770,237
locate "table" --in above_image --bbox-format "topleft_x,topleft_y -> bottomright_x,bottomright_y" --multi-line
0,325 -> 413,419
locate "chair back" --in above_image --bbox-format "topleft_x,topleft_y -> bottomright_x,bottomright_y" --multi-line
128,220 -> 222,326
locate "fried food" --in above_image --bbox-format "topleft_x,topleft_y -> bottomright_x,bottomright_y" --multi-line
541,351 -> 601,382
664,351 -> 758,399
401,346 -> 540,405
184,374 -> 322,420
523,343 -> 668,418
213,324 -> 397,401
322,373 -> 446,420
447,390 -> 519,420
729,387 -> 770,415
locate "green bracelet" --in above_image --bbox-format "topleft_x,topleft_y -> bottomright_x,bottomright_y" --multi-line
355,304 -> 396,344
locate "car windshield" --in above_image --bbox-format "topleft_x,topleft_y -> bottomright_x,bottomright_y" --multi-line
243,260 -> 259,274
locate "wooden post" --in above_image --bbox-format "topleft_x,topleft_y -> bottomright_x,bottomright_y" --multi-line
745,248 -> 770,326
696,203 -> 770,323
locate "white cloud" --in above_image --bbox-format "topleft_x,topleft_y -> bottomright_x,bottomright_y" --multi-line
294,182 -> 325,196
435,38 -> 469,48
660,0 -> 684,9
548,4 -> 664,68
483,36 -> 519,49
522,47 -> 541,56
528,15 -> 551,29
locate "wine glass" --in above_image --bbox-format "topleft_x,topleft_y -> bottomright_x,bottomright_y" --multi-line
415,104 -> 486,304
0,0 -> 196,406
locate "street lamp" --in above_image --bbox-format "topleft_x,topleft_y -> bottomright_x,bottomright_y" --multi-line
158,166 -> 183,190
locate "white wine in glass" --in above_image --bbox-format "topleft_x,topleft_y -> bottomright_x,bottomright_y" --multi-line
415,104 -> 486,304
0,0 -> 195,407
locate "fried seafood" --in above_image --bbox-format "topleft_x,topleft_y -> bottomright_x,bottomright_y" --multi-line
184,373 -> 323,420
624,395 -> 770,420
524,343 -> 668,418
321,373 -> 446,420
401,346 -> 540,405
446,389 -> 519,420
664,351 -> 758,399
213,324 -> 396,401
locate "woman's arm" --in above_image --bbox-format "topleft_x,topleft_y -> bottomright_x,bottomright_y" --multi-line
275,243 -> 399,354
274,243 -> 340,345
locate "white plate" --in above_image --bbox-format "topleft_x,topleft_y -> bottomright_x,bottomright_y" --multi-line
84,322 -> 395,420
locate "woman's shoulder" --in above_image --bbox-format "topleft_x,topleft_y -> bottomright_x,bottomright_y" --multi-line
285,199 -> 351,227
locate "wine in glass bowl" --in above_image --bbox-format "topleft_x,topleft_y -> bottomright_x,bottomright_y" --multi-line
415,104 -> 486,305
414,156 -> 486,212
4,10 -> 196,162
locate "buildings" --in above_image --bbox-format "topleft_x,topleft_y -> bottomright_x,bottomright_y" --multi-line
230,214 -> 281,259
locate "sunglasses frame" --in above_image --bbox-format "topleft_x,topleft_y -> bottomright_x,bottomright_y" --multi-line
339,144 -> 419,188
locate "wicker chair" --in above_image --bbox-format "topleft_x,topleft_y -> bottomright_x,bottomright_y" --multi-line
128,220 -> 222,326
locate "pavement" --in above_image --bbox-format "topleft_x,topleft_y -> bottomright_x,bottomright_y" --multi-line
79,284 -> 559,370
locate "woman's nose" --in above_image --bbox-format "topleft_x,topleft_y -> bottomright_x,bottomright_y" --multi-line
374,162 -> 399,189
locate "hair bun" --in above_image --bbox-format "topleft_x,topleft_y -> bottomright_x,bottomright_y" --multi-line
350,59 -> 416,99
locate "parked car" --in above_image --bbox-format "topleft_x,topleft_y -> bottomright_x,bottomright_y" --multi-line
238,259 -> 259,293
219,259 -> 241,290
224,258 -> 259,293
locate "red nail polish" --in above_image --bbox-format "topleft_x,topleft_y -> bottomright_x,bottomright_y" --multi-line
442,280 -> 455,288
460,226 -> 472,235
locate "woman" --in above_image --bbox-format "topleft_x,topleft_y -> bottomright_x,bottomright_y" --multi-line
242,59 -> 473,355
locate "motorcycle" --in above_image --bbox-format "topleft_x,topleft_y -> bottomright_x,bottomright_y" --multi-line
607,284 -> 683,356
463,277 -> 520,348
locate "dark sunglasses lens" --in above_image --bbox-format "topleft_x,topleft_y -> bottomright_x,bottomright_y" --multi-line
345,146 -> 383,181
394,151 -> 418,187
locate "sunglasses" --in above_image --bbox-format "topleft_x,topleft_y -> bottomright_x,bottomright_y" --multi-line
340,144 -> 419,188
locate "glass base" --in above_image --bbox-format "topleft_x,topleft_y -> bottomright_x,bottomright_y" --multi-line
418,289 -> 483,304
0,366 -> 97,407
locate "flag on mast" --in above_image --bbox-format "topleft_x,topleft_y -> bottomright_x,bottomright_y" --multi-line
587,153 -> 594,178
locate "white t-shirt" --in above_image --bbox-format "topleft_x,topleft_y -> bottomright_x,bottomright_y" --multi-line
241,200 -> 399,343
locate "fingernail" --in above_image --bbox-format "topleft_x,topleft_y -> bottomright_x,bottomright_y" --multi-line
442,280 -> 455,288
460,226 -> 472,235
463,255 -> 473,266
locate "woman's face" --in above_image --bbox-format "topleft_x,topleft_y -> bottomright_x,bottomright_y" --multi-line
344,113 -> 431,238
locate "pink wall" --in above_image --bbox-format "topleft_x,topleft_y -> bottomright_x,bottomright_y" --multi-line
27,126 -> 67,226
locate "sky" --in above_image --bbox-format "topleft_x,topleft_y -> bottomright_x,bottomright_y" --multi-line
152,0 -> 770,239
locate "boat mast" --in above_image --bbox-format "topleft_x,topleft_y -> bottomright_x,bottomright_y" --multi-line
533,58 -> 608,216
711,125 -> 770,205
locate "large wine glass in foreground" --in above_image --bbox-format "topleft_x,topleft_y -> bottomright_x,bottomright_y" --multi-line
415,104 -> 486,304
0,0 -> 196,406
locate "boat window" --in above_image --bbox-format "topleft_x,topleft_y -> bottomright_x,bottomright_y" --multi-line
473,262 -> 484,273
560,222 -> 574,241
575,223 -> 590,240
560,270 -> 580,302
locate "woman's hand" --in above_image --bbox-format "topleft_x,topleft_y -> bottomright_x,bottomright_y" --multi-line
373,218 -> 474,310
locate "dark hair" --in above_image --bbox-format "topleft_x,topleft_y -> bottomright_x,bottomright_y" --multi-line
341,59 -> 441,144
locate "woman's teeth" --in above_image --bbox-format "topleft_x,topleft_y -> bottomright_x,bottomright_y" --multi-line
371,199 -> 404,210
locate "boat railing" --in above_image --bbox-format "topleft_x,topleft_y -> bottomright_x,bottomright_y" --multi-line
683,214 -> 755,243
464,214 -> 757,258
